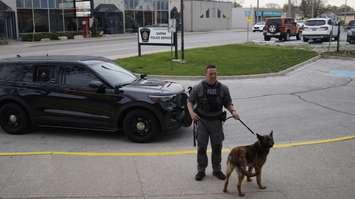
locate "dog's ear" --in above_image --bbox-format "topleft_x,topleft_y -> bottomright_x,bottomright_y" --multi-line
270,130 -> 273,137
256,133 -> 262,140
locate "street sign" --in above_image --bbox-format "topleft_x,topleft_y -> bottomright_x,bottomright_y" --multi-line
138,27 -> 172,44
247,16 -> 253,24
138,27 -> 176,57
75,0 -> 91,17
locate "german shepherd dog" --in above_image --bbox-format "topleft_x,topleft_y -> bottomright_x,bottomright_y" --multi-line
223,131 -> 274,197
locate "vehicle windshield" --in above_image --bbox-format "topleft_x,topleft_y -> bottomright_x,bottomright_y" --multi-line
256,22 -> 265,25
305,20 -> 326,26
85,60 -> 137,86
266,19 -> 281,25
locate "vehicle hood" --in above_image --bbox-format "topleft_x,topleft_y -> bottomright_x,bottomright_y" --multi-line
120,78 -> 184,95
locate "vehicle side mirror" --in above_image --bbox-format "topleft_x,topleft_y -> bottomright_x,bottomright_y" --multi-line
89,80 -> 105,93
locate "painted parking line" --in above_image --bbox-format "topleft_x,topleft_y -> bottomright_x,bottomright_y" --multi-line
330,70 -> 355,78
0,135 -> 354,157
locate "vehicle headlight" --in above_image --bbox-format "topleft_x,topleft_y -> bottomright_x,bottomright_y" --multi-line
149,94 -> 177,110
348,31 -> 353,36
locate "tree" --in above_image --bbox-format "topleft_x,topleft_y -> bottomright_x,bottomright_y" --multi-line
299,0 -> 325,18
266,3 -> 281,9
233,0 -> 243,8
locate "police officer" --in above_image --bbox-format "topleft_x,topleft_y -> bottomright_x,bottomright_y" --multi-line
188,64 -> 240,181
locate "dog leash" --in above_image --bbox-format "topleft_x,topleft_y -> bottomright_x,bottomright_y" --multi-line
225,116 -> 256,136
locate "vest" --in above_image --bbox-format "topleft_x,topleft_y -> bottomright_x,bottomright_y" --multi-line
195,81 -> 226,120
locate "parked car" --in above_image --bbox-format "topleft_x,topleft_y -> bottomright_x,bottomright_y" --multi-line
347,20 -> 355,44
263,17 -> 302,41
252,22 -> 265,32
0,55 -> 192,142
302,18 -> 339,42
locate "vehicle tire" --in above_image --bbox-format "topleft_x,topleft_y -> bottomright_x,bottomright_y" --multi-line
0,103 -> 30,135
264,36 -> 271,41
123,109 -> 160,143
303,37 -> 309,42
278,35 -> 283,41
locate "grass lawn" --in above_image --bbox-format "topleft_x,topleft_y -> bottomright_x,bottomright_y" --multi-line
116,44 -> 318,76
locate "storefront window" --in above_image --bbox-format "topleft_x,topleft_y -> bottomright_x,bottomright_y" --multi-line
33,0 -> 40,8
63,0 -> 74,9
50,9 -> 63,31
144,11 -> 153,26
135,11 -> 143,27
25,0 -> 32,8
34,9 -> 49,32
17,9 -> 33,33
16,0 -> 25,8
41,0 -> 48,8
157,11 -> 168,24
64,9 -> 77,31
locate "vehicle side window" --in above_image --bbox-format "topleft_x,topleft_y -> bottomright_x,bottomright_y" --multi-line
0,63 -> 33,82
34,65 -> 56,83
62,65 -> 101,90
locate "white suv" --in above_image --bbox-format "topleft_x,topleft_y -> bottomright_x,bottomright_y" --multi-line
302,18 -> 339,42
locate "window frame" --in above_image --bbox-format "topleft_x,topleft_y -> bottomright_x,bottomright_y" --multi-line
59,64 -> 108,91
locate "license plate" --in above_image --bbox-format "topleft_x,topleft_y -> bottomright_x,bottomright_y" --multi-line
312,28 -> 317,31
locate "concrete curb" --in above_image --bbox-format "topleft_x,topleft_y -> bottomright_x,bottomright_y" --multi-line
147,55 -> 322,80
321,55 -> 355,60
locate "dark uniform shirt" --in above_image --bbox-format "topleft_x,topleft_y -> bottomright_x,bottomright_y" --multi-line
188,80 -> 233,146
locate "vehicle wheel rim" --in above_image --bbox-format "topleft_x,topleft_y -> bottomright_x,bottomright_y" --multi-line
133,117 -> 151,137
1,109 -> 21,129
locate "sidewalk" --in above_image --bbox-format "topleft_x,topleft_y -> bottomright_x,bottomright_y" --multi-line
0,140 -> 354,199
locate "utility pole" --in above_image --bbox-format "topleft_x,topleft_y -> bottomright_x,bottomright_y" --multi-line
181,0 -> 185,63
288,0 -> 292,17
256,0 -> 259,23
311,0 -> 314,18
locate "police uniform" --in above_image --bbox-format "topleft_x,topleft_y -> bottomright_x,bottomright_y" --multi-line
188,80 -> 233,173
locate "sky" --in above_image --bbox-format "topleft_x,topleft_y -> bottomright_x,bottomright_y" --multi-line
240,0 -> 355,9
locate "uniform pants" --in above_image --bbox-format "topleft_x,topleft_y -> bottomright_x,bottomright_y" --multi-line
196,119 -> 224,172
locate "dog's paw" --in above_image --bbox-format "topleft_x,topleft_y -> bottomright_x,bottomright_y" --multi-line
259,186 -> 267,189
223,189 -> 228,193
238,193 -> 245,197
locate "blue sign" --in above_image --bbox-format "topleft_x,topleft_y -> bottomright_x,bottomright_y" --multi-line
256,11 -> 282,17
244,11 -> 251,17
263,11 -> 282,17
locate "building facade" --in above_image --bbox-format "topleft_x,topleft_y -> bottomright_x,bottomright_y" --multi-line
0,0 -> 232,39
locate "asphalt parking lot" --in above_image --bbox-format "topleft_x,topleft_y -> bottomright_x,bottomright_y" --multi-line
0,57 -> 354,198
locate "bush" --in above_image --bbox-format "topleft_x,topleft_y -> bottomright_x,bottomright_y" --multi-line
19,32 -> 79,41
0,37 -> 8,45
